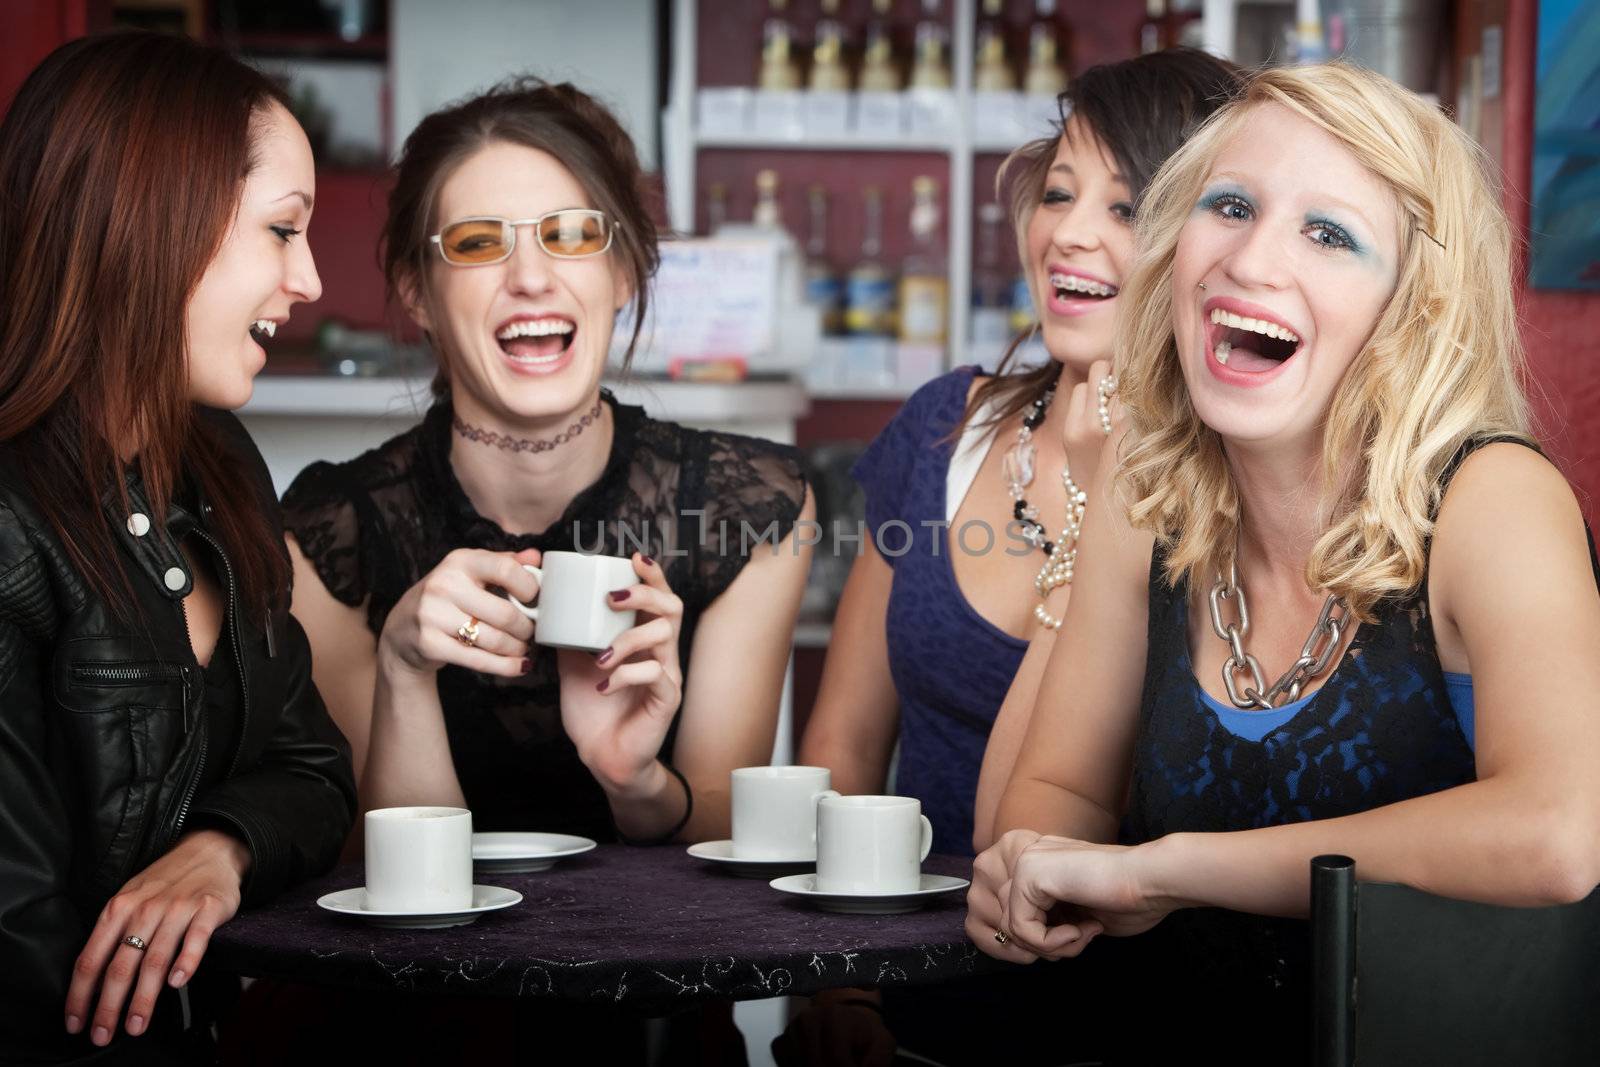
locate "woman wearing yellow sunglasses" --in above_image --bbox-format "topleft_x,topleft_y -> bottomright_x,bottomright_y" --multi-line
283,78 -> 815,856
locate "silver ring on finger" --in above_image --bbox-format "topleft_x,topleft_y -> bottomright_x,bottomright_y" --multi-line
455,616 -> 481,649
121,934 -> 149,952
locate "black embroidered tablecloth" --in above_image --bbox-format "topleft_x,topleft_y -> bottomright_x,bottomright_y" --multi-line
209,846 -> 1003,1014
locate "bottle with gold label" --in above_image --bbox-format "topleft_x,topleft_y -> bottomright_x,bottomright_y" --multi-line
704,182 -> 728,236
804,186 -> 843,335
845,186 -> 895,336
909,0 -> 952,90
758,0 -> 801,91
897,176 -> 948,345
1139,0 -> 1168,53
1024,0 -> 1068,96
809,0 -> 851,91
859,0 -> 900,92
975,0 -> 1015,91
752,170 -> 784,231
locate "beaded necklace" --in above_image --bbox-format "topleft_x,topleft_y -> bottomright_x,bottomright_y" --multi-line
1000,375 -> 1117,631
1001,389 -> 1084,632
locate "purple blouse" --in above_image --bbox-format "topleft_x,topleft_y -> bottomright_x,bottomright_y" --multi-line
852,366 -> 1027,856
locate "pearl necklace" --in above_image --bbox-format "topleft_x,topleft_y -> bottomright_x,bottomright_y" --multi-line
1001,389 -> 1085,632
1001,376 -> 1118,632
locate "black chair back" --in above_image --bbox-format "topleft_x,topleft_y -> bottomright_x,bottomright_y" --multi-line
1311,854 -> 1600,1067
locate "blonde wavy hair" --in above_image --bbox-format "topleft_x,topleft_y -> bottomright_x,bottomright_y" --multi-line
1115,62 -> 1533,620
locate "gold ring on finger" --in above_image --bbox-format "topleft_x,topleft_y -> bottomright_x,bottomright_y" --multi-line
455,616 -> 481,649
121,934 -> 149,951
993,929 -> 1009,946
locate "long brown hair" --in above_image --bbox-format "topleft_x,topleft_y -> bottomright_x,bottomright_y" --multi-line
382,77 -> 661,393
958,48 -> 1245,440
0,31 -> 292,620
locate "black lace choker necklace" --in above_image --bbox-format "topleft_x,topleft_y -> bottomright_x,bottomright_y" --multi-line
452,398 -> 604,455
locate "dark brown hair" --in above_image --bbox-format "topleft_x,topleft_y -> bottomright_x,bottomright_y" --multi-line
0,31 -> 292,619
959,48 -> 1246,439
382,77 -> 660,393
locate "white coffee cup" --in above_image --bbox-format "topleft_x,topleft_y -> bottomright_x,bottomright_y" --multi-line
364,806 -> 473,912
506,552 -> 638,653
815,795 -> 933,894
731,766 -> 840,860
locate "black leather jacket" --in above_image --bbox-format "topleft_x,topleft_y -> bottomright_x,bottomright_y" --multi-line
0,411 -> 356,1062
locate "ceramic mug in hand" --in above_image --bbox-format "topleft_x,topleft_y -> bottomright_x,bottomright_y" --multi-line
506,551 -> 638,653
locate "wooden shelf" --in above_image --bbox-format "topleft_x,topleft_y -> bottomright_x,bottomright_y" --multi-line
696,131 -> 952,153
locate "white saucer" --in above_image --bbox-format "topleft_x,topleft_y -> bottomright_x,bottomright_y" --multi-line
316,885 -> 523,929
472,832 -> 597,873
687,839 -> 815,878
768,873 -> 970,914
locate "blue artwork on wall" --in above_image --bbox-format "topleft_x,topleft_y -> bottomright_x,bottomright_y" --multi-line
1531,0 -> 1600,290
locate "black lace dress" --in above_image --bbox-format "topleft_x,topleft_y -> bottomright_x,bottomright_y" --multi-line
281,392 -> 807,840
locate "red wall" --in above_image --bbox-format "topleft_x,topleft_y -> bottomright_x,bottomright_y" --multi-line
1503,0 -> 1600,520
0,0 -> 101,110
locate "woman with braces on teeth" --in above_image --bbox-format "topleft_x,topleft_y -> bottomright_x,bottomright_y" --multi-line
785,50 -> 1245,1065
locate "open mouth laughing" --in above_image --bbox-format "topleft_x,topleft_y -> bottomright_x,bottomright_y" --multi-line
495,314 -> 576,369
1203,298 -> 1304,378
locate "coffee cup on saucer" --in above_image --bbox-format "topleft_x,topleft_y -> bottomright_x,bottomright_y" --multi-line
731,766 -> 839,860
364,806 -> 473,913
815,795 -> 933,895
506,552 -> 637,653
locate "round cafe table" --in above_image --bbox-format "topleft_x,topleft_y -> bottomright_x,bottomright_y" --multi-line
208,845 -> 1005,1015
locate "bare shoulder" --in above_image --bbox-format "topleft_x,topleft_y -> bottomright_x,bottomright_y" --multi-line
1432,442 -> 1593,611
1435,442 -> 1584,547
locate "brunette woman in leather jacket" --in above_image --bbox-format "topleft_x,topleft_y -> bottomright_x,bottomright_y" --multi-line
0,33 -> 357,1064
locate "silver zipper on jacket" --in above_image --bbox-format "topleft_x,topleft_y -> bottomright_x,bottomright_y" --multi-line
167,591 -> 205,847
70,663 -> 186,686
187,527 -> 250,777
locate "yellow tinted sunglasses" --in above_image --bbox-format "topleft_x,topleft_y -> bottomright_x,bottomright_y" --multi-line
429,209 -> 616,265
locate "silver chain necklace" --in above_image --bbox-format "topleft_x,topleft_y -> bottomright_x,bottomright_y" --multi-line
1207,552 -> 1349,710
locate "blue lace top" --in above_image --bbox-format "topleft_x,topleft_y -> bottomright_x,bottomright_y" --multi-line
1116,436 -> 1594,1058
852,367 -> 1025,856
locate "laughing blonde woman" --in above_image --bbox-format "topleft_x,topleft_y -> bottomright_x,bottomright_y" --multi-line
968,62 -> 1600,1061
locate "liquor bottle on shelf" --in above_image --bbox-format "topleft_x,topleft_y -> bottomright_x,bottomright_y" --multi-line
758,0 -> 801,91
809,0 -> 851,91
971,203 -> 1013,368
859,0 -> 901,92
844,186 -> 895,337
975,0 -> 1016,92
805,185 -> 843,335
1024,0 -> 1068,96
752,169 -> 785,231
909,0 -> 952,90
704,182 -> 728,236
1139,0 -> 1168,54
1009,268 -> 1037,335
897,176 -> 948,346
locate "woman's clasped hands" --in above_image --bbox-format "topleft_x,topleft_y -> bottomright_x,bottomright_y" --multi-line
968,829 -> 1177,963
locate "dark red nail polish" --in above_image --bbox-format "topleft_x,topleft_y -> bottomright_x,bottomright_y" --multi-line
596,678 -> 608,693
520,658 -> 532,675
641,555 -> 655,567
596,647 -> 614,665
609,589 -> 628,602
